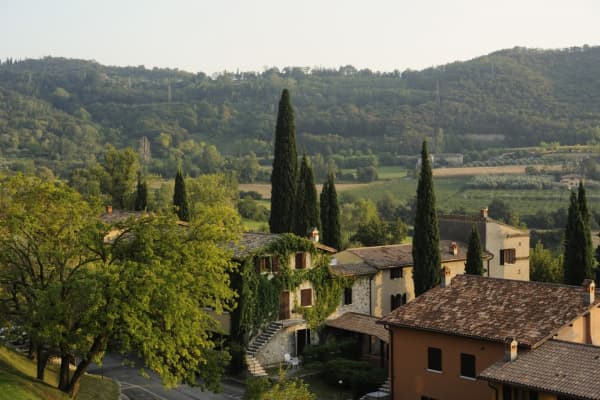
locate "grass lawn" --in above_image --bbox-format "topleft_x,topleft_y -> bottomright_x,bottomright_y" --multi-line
0,346 -> 118,400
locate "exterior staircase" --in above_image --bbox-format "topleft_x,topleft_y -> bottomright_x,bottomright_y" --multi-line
359,377 -> 390,400
245,321 -> 283,377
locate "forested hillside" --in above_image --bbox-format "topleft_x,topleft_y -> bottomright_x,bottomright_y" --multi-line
1,45 -> 599,177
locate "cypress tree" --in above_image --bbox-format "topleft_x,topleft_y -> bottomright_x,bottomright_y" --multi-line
134,174 -> 148,211
320,173 -> 341,249
563,190 -> 588,284
173,168 -> 190,222
293,155 -> 319,237
412,140 -> 441,296
269,89 -> 298,233
578,181 -> 594,275
465,225 -> 484,275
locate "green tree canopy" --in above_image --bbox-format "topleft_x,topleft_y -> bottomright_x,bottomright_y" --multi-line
531,241 -> 563,283
134,173 -> 148,211
465,225 -> 484,275
293,155 -> 319,237
270,89 -> 298,233
320,173 -> 341,250
173,168 -> 190,221
412,140 -> 441,296
563,183 -> 595,285
0,174 -> 241,397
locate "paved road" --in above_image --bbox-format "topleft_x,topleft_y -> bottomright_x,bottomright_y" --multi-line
87,353 -> 245,400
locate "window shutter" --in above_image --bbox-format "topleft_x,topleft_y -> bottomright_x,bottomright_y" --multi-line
301,289 -> 312,306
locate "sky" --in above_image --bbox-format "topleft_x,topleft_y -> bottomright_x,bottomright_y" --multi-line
1,0 -> 599,74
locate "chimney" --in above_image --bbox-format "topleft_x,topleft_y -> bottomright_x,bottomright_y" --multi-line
308,227 -> 319,243
440,266 -> 452,288
583,279 -> 595,305
450,242 -> 458,256
504,337 -> 518,362
480,207 -> 488,219
106,205 -> 113,214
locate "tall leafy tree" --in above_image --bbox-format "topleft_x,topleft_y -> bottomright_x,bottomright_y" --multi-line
0,175 -> 240,397
412,140 -> 441,296
320,173 -> 341,249
269,89 -> 298,233
134,173 -> 148,211
293,155 -> 319,237
173,168 -> 190,221
100,145 -> 139,209
563,190 -> 592,284
465,225 -> 484,275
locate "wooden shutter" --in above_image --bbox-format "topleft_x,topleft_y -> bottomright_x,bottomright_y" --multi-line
301,289 -> 312,306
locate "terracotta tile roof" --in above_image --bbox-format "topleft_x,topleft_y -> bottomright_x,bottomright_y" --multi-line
330,262 -> 377,277
346,240 -> 489,270
326,312 -> 389,343
379,274 -> 600,348
479,340 -> 600,400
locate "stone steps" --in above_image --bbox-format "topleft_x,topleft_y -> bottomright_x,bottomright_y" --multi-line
359,377 -> 390,400
245,321 -> 283,377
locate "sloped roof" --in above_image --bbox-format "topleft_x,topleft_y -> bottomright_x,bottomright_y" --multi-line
231,232 -> 281,259
479,340 -> 600,400
330,262 -> 377,277
379,274 -> 600,348
345,240 -> 488,270
326,312 -> 389,343
231,232 -> 335,260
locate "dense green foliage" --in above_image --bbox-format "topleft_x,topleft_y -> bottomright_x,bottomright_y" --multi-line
232,234 -> 350,345
245,371 -> 315,400
412,141 -> 441,296
0,175 -> 241,396
269,89 -> 298,233
563,188 -> 594,285
319,173 -> 341,249
465,225 -> 484,275
173,168 -> 190,221
530,241 -> 564,283
293,155 -> 319,236
2,47 -> 600,178
134,174 -> 148,211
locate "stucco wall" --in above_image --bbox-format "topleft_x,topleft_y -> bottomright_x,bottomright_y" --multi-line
390,327 -> 503,400
485,222 -> 529,281
555,306 -> 600,345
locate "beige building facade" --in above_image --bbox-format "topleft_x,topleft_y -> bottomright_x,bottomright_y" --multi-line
439,209 -> 530,281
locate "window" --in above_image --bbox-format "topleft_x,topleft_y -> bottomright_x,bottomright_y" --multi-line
295,252 -> 307,269
391,293 -> 405,310
427,347 -> 442,372
301,289 -> 312,307
254,256 -> 280,273
390,267 -> 403,279
499,249 -> 516,265
344,287 -> 352,305
460,353 -> 476,379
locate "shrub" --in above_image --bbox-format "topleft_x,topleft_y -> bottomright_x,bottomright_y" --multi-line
322,359 -> 386,398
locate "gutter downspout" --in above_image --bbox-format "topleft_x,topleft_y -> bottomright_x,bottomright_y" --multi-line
487,252 -> 494,278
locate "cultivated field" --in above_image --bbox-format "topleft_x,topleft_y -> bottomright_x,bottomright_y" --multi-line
432,165 -> 562,177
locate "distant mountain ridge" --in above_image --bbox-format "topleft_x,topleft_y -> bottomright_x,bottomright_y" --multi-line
0,45 -> 599,176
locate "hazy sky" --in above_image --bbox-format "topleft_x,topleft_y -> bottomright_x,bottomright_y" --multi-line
1,0 -> 598,73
